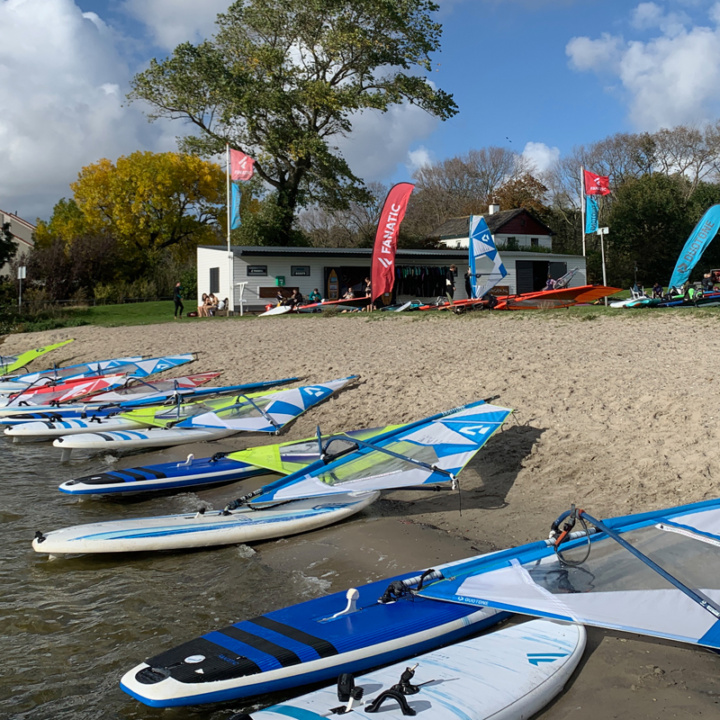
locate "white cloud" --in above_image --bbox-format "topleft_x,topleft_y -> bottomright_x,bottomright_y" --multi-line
566,33 -> 623,73
566,4 -> 720,131
0,0 -> 179,221
407,147 -> 433,174
522,142 -> 560,174
121,0 -> 229,50
335,105 -> 439,183
631,2 -> 690,36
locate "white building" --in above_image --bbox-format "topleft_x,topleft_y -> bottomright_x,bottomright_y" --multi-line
197,243 -> 587,313
0,210 -> 35,276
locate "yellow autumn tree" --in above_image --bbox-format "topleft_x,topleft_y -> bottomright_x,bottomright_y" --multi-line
71,151 -> 225,263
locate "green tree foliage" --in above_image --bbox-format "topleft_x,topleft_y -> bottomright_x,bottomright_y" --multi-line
0,222 -> 18,268
129,0 -> 457,245
34,199 -> 88,249
28,233 -> 123,301
607,174 -> 694,287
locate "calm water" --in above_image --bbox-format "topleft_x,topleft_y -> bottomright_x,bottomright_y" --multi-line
0,440 -> 340,720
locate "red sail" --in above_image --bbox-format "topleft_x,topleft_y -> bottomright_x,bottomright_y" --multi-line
371,183 -> 415,302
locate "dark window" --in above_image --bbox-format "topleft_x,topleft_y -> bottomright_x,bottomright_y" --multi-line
531,238 -> 539,248
209,267 -> 220,293
247,265 -> 268,276
291,266 -> 311,277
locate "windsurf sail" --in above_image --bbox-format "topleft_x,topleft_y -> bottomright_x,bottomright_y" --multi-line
668,205 -> 720,290
469,216 -> 507,299
178,377 -> 358,433
0,339 -> 75,376
118,386 -> 289,428
417,498 -> 720,651
2,355 -> 142,386
240,399 -> 512,506
229,425 -> 400,475
552,267 -> 579,289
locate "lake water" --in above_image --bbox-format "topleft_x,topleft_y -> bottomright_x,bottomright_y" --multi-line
0,439 -> 345,720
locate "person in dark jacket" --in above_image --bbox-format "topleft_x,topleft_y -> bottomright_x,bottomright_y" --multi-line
173,282 -> 184,319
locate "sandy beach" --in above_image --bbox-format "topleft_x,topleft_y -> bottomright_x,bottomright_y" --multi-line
4,310 -> 720,718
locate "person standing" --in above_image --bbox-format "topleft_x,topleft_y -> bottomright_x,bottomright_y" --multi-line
445,265 -> 457,300
173,282 -> 184,319
464,268 -> 473,299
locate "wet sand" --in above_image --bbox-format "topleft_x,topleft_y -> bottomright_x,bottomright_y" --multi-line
4,309 -> 720,717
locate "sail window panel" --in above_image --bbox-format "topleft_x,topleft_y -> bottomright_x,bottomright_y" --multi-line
525,524 -> 720,596
215,398 -> 271,421
313,441 -> 441,488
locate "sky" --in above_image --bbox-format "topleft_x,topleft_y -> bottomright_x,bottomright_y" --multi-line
4,0 -> 720,222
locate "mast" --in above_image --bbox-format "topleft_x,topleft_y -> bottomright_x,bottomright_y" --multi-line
226,144 -> 234,315
580,166 -> 586,257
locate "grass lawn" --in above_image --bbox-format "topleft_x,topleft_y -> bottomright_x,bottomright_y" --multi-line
4,294 -> 720,335
73,301 -> 259,327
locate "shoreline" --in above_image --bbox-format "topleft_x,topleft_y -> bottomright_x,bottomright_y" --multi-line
4,311 -> 720,716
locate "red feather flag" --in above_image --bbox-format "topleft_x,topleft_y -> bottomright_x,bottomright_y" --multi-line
371,183 -> 415,303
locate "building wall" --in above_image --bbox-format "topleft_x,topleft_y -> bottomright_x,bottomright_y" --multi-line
440,233 -> 552,251
0,210 -> 35,277
198,247 -> 588,310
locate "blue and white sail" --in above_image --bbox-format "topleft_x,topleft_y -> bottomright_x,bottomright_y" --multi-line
469,215 -> 507,298
418,497 -> 720,651
668,204 -> 720,290
0,353 -> 196,391
246,399 -> 512,505
179,376 -> 358,433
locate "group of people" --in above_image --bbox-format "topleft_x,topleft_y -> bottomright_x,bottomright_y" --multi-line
198,292 -> 227,317
277,288 -> 305,308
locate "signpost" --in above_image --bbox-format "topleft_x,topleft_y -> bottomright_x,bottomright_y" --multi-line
17,265 -> 26,309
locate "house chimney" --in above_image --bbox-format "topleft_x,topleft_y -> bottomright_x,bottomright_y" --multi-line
488,204 -> 500,215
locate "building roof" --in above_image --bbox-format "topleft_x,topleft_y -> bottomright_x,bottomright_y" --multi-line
0,209 -> 35,249
428,208 -> 555,240
202,245 -> 472,260
199,244 -> 581,261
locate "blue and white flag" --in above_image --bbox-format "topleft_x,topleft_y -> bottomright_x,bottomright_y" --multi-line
231,183 -> 242,230
469,215 -> 507,298
668,204 -> 720,289
584,195 -> 599,234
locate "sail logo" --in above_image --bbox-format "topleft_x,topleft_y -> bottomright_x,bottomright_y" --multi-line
302,387 -> 328,398
527,652 -> 568,666
378,257 -> 393,269
457,426 -> 490,438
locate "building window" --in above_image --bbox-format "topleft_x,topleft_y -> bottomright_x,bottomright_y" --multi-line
209,267 -> 220,293
247,265 -> 268,276
291,265 -> 311,277
531,237 -> 539,248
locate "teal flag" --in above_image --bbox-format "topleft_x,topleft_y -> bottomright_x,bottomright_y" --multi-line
585,195 -> 599,234
231,183 -> 242,229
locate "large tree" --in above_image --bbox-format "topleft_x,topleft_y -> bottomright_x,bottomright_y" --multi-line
71,151 -> 224,263
0,222 -> 17,269
129,0 -> 457,245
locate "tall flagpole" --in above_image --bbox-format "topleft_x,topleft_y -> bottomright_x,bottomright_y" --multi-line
580,166 -> 586,257
226,144 -> 234,316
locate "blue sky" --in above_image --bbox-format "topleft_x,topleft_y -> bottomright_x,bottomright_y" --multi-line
3,0 -> 720,221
